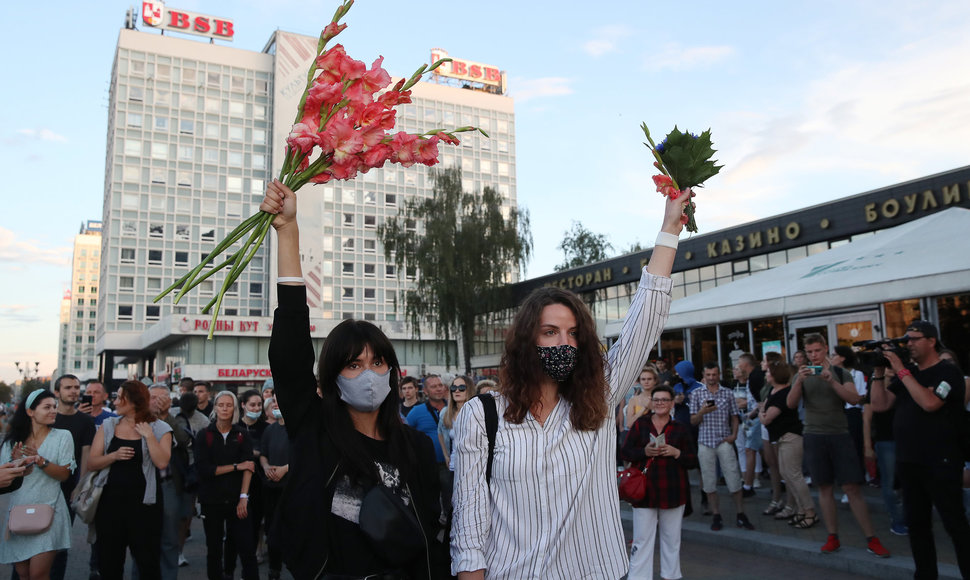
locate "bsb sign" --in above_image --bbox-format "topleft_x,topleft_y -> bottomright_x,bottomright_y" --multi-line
142,2 -> 235,41
430,48 -> 503,88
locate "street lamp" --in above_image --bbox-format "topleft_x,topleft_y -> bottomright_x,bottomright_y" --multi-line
14,361 -> 41,382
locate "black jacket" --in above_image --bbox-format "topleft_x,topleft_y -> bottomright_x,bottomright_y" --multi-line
268,284 -> 445,580
194,422 -> 254,505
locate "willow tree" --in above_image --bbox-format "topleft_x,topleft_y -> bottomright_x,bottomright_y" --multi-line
378,167 -> 532,374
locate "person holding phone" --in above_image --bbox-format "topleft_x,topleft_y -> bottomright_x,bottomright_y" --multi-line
689,362 -> 754,532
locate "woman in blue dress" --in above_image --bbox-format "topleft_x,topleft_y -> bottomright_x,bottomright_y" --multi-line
0,389 -> 75,579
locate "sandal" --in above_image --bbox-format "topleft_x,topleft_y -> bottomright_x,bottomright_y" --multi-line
787,513 -> 804,526
762,500 -> 783,516
793,513 -> 818,529
774,505 -> 795,520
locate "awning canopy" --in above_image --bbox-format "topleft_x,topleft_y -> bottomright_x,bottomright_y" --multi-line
658,207 -> 970,329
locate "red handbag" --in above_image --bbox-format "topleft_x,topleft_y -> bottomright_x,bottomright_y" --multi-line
617,466 -> 648,503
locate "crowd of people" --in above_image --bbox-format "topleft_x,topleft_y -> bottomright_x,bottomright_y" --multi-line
1,179 -> 968,580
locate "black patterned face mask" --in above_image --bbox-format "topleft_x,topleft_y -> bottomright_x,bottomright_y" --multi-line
536,344 -> 579,382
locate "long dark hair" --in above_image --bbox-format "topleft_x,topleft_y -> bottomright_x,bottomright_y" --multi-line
317,319 -> 415,484
3,390 -> 56,446
238,389 -> 264,423
500,286 -> 608,431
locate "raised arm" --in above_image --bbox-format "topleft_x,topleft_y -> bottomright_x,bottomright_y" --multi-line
262,180 -> 320,436
608,192 -> 690,405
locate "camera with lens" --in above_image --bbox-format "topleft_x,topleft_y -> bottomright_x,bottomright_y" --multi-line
852,337 -> 910,367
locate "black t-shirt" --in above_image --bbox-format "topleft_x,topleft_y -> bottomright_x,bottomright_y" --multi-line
764,386 -> 803,442
105,436 -> 146,499
889,361 -> 966,466
328,432 -> 415,576
53,411 -> 96,495
748,369 -> 766,403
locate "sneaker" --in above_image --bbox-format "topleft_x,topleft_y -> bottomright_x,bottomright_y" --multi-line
890,523 -> 909,536
178,554 -> 189,567
840,493 -> 849,505
736,513 -> 755,530
821,534 -> 841,553
742,487 -> 756,498
753,478 -> 763,489
711,514 -> 723,531
867,537 -> 891,558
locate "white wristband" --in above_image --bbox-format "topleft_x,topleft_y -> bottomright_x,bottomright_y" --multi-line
655,232 -> 679,249
277,277 -> 305,284
239,493 -> 249,499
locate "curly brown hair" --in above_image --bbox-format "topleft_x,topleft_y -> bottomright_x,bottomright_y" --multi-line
500,287 -> 608,431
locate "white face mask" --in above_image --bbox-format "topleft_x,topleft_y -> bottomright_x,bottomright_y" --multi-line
271,409 -> 282,420
336,369 -> 392,412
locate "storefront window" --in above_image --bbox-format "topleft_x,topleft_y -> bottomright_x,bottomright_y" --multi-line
884,299 -> 921,339
719,322 -> 749,376
752,317 -> 785,361
689,326 -> 717,374
659,330 -> 685,369
937,293 -> 970,373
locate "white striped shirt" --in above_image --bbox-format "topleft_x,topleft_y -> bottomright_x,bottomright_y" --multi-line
451,268 -> 672,579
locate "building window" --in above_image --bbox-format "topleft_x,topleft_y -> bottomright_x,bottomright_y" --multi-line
224,308 -> 237,316
124,139 -> 142,156
148,250 -> 163,265
146,305 -> 160,320
118,305 -> 133,320
155,116 -> 170,131
249,283 -> 262,295
385,194 -> 397,206
364,288 -> 376,300
179,119 -> 194,135
121,248 -> 135,264
363,215 -> 376,229
364,264 -> 375,277
342,288 -> 354,299
364,191 -> 376,204
178,145 -> 193,161
385,264 -> 395,278
342,237 -> 355,250
175,251 -> 188,266
249,309 -> 262,317
76,298 -> 85,306
342,262 -> 354,275
129,86 -> 144,102
151,142 -> 168,160
364,239 -> 376,253
227,282 -> 239,296
120,276 -> 134,291
147,278 -> 161,291
127,113 -> 143,128
343,213 -> 354,226
149,223 -> 164,237
207,72 -> 220,88
201,228 -> 215,241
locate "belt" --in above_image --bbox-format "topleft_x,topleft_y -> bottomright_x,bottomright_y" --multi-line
160,475 -> 174,482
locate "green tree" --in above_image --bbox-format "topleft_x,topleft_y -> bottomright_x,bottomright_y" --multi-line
378,167 -> 532,374
0,381 -> 12,404
555,221 -> 613,271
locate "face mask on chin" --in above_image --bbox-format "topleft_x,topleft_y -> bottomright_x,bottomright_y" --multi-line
245,411 -> 262,421
336,369 -> 392,412
536,344 -> 579,382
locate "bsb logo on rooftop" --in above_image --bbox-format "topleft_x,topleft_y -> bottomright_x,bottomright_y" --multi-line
141,1 -> 235,42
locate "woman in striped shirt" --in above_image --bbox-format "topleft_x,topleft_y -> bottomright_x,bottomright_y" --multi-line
451,191 -> 690,580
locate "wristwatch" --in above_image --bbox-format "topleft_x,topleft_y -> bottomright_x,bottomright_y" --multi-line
38,458 -> 50,469
233,463 -> 238,471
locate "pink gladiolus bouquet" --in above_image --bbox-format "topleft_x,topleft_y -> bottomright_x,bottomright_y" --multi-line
641,123 -> 722,233
154,0 -> 483,337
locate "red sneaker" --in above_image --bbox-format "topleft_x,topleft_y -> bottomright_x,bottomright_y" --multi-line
867,536 -> 890,558
820,534 -> 841,553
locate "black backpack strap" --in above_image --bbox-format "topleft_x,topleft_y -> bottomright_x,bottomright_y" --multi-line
477,394 -> 498,485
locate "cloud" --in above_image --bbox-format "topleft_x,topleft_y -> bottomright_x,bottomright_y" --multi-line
582,25 -> 634,57
0,305 -> 40,325
644,44 -> 736,71
0,227 -> 71,266
513,77 -> 574,103
15,128 -> 68,143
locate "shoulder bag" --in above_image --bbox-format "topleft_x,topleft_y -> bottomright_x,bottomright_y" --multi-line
71,469 -> 108,524
6,504 -> 54,538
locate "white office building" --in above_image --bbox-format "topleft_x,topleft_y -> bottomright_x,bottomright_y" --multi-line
56,221 -> 103,380
96,10 -> 515,388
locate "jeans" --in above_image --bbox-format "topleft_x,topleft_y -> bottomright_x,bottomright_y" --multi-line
873,441 -> 904,527
897,461 -> 970,580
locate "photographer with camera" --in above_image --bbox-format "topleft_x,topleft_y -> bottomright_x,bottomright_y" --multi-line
869,321 -> 970,579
